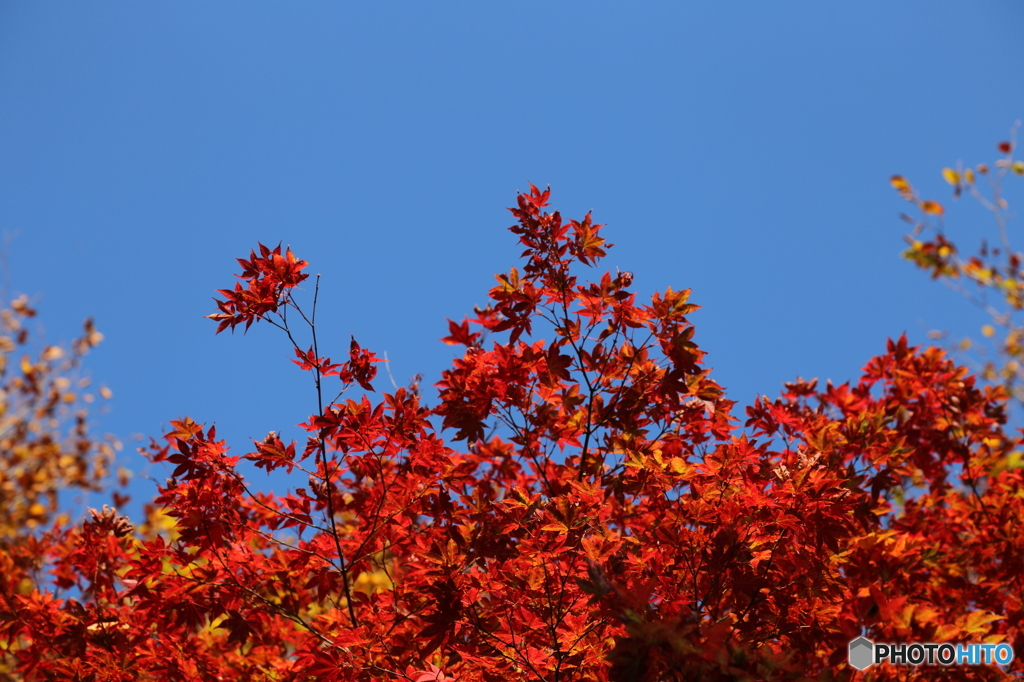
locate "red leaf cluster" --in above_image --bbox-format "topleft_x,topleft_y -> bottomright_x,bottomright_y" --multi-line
206,243 -> 309,333
2,188 -> 1022,681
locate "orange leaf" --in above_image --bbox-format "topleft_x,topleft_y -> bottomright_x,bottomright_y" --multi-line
890,175 -> 911,193
963,611 -> 1002,635
540,522 -> 569,533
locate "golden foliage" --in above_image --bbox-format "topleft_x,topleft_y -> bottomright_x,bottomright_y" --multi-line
0,296 -> 118,541
896,124 -> 1024,408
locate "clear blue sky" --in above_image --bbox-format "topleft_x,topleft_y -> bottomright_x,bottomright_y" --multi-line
2,3 -> 1023,512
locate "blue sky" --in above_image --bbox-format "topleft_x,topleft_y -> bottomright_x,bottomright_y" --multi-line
2,2 -> 1023,512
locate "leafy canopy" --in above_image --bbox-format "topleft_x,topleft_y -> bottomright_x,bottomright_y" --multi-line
1,185 -> 1022,681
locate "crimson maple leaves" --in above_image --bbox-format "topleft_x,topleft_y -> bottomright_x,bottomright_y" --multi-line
207,242 -> 310,333
2,185 -> 1022,680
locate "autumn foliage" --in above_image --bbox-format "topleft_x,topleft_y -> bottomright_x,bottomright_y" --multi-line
893,126 -> 1024,411
0,297 -> 114,541
1,186 -> 1023,680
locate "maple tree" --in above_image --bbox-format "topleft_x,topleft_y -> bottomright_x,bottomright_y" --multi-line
1,186 -> 1023,681
0,296 -> 119,679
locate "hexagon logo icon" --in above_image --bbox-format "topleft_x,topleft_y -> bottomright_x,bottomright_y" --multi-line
849,637 -> 874,671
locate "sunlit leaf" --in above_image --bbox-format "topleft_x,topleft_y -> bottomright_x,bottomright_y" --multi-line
890,175 -> 911,193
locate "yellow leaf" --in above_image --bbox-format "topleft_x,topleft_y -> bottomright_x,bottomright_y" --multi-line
942,168 -> 960,185
623,450 -> 645,470
540,522 -> 569,533
353,569 -> 394,594
494,267 -> 521,292
1013,160 -> 1024,175
982,325 -> 996,338
964,168 -> 975,184
963,610 -> 1002,635
895,603 -> 916,630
